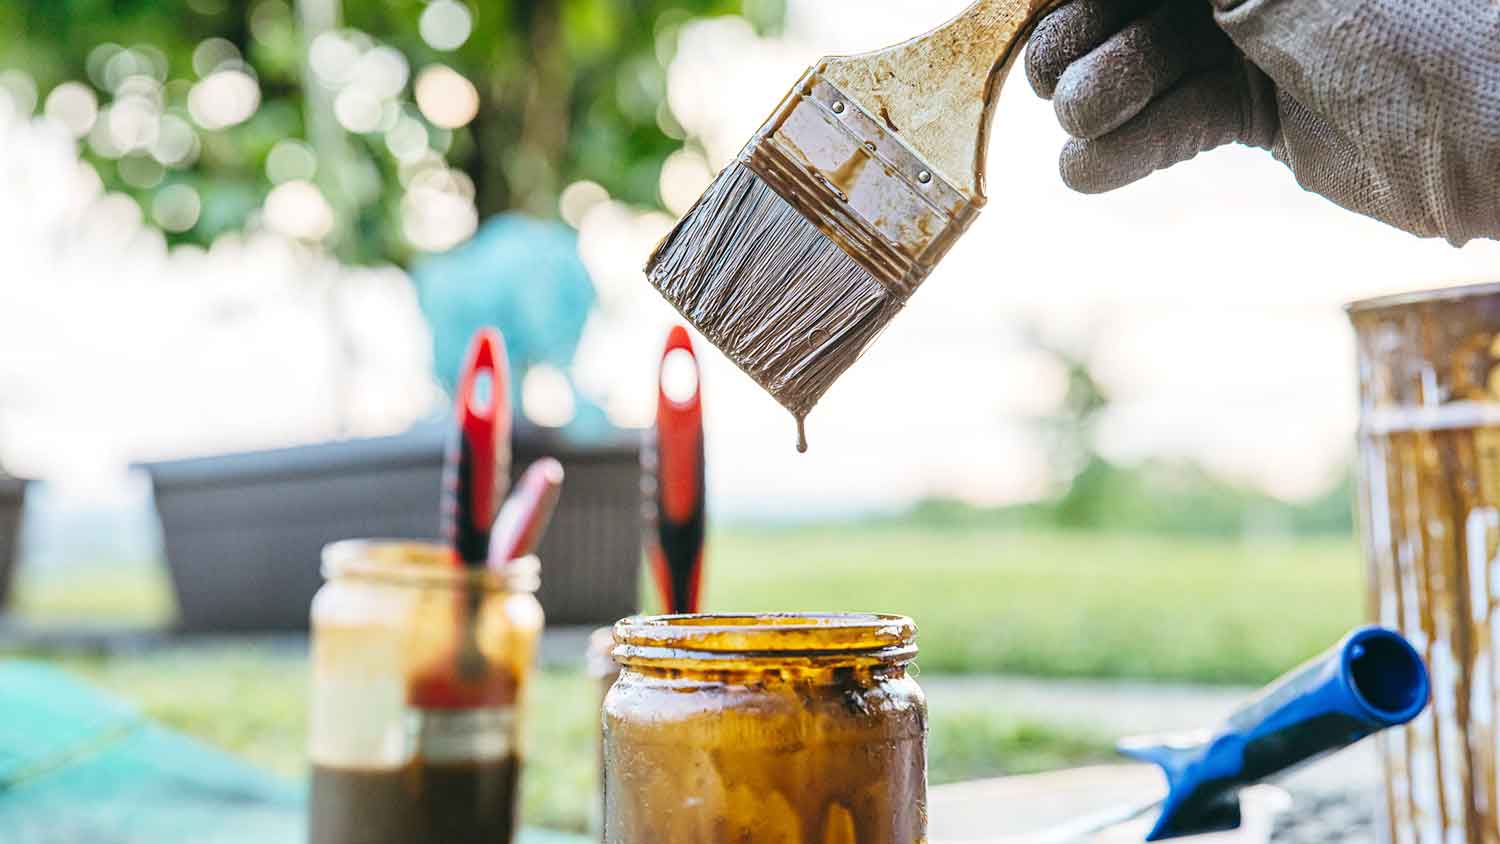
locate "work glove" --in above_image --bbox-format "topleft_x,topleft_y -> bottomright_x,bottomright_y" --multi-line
1024,0 -> 1500,246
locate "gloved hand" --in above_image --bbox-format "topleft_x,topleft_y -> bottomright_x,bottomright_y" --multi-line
1025,0 -> 1500,246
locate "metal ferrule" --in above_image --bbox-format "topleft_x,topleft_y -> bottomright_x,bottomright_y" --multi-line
740,67 -> 981,300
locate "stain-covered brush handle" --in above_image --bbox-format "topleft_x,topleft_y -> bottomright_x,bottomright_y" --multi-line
443,329 -> 511,568
823,0 -> 1062,198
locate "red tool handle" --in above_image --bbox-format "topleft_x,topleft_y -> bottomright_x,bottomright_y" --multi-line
645,326 -> 706,614
490,458 -> 565,565
443,328 -> 511,568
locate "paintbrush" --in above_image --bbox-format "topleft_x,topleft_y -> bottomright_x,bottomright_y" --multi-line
489,458 -> 565,564
440,327 -> 509,684
643,326 -> 707,614
647,0 -> 1058,451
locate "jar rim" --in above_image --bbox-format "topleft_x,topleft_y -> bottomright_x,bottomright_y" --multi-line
613,613 -> 916,666
1346,281 -> 1500,315
321,539 -> 539,593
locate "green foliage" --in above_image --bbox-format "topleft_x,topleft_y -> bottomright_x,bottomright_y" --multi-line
909,461 -> 1356,538
1,0 -> 781,262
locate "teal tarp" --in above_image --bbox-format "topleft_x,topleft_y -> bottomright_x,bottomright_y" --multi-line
0,662 -> 587,844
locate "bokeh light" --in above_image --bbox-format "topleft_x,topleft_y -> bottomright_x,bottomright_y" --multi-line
152,183 -> 202,233
87,109 -> 125,158
413,65 -> 479,129
658,148 -> 713,217
419,1 -> 474,51
265,139 -> 317,184
249,0 -> 294,45
107,92 -> 160,152
264,179 -> 335,241
397,150 -> 444,187
151,115 -> 199,167
559,180 -> 609,228
356,46 -> 409,99
44,82 -> 99,138
309,32 -> 362,88
102,49 -> 162,93
192,38 -> 242,77
401,166 -> 477,252
522,365 -> 577,429
377,100 -> 402,133
188,69 -> 260,130
86,44 -> 124,90
118,154 -> 165,189
384,116 -> 428,162
0,70 -> 38,117
333,85 -> 382,133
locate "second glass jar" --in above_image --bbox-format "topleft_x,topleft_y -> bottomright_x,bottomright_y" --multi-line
308,539 -> 545,844
603,613 -> 927,844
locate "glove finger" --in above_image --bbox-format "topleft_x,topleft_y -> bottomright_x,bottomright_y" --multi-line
1054,0 -> 1238,139
1026,0 -> 1162,100
1060,64 -> 1260,194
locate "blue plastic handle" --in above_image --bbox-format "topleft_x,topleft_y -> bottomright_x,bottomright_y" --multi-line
1120,625 -> 1429,841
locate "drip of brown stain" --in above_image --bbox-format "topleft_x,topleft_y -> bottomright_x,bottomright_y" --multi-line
827,147 -> 871,197
796,417 -> 809,454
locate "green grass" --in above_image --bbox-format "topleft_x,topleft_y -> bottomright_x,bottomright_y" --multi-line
10,559 -> 175,626
704,525 -> 1364,685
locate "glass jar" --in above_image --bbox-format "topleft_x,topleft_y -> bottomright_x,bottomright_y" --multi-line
308,539 -> 545,844
603,614 -> 927,844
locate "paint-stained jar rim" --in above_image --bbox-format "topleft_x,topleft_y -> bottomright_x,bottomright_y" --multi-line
321,539 -> 539,594
1346,281 -> 1500,315
612,613 -> 917,669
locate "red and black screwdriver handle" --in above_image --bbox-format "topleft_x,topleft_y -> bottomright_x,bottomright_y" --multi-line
443,328 -> 511,568
644,326 -> 706,615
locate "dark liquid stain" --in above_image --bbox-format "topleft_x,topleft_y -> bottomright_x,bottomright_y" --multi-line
827,147 -> 871,197
310,757 -> 520,844
796,417 -> 809,454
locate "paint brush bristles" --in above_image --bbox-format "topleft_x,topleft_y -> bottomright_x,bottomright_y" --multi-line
648,162 -> 899,426
646,0 -> 1056,446
644,71 -> 982,450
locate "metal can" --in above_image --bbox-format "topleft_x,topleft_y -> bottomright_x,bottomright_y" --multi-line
1351,283 -> 1500,842
307,539 -> 544,844
603,613 -> 927,844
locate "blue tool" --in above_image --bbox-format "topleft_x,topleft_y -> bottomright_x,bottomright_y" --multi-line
1040,625 -> 1429,842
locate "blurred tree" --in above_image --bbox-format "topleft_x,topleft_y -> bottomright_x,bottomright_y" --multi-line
0,0 -> 784,263
1024,323 -> 1118,528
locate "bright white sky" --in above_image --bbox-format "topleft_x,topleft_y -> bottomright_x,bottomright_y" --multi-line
2,0 -> 1498,518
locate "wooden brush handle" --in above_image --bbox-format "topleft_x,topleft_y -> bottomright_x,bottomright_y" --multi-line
822,0 -> 1060,199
